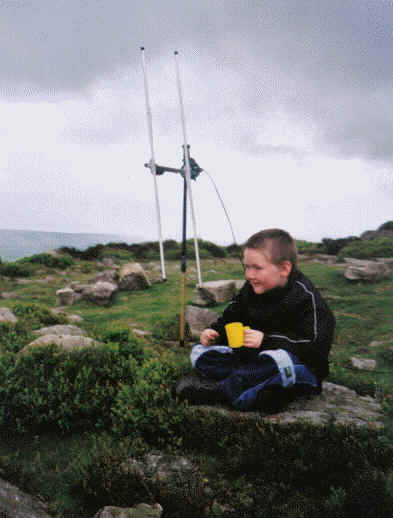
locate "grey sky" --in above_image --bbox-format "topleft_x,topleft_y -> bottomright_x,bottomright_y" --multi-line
1,0 -> 391,244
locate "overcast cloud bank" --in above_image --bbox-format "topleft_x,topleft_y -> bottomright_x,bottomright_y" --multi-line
1,1 -> 391,244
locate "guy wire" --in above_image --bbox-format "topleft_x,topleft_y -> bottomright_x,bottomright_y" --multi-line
203,169 -> 244,266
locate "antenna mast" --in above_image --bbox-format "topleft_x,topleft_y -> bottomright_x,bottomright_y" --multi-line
140,47 -> 166,281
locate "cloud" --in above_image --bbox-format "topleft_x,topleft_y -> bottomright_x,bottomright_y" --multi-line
0,1 -> 391,243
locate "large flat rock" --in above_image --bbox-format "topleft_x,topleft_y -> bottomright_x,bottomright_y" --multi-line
187,382 -> 384,429
0,478 -> 53,518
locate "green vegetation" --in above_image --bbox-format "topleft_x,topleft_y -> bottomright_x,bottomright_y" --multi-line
378,220 -> 393,231
338,237 -> 393,260
0,253 -> 73,278
0,240 -> 392,517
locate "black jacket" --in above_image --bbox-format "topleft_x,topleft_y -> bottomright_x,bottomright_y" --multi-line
209,268 -> 336,382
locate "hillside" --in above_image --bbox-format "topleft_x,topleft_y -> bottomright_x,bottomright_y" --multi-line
0,228 -> 141,261
0,249 -> 391,517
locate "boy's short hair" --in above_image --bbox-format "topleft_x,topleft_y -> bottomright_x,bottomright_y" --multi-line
244,228 -> 298,268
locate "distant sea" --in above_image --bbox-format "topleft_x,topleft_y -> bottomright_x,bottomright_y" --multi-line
0,229 -> 142,261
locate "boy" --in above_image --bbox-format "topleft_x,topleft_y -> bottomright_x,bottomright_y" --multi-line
176,229 -> 336,413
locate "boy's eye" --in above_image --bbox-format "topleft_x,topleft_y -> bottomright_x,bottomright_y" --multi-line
245,265 -> 262,271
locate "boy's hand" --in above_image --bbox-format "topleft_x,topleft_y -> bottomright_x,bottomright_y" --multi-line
244,328 -> 264,348
200,328 -> 219,347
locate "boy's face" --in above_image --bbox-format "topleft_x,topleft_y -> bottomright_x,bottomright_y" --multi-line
243,247 -> 292,295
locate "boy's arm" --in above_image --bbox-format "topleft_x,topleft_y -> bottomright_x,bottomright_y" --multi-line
262,296 -> 335,379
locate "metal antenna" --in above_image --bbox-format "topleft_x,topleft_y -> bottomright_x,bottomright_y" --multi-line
174,50 -> 203,287
140,47 -> 166,281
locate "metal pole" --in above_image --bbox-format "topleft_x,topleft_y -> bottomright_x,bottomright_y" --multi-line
140,47 -> 166,281
179,175 -> 187,347
173,50 -> 203,286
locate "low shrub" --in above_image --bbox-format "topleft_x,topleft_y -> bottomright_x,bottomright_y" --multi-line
152,315 -> 191,342
319,237 -> 360,256
59,245 -> 104,260
99,324 -> 145,365
12,302 -> 66,329
378,220 -> 393,231
99,247 -> 133,260
226,243 -> 242,257
111,352 -> 190,445
0,261 -> 32,278
0,343 -> 137,434
0,322 -> 34,354
200,240 -> 227,258
296,240 -> 321,255
338,237 -> 393,260
177,412 -> 393,518
20,253 -> 73,269
67,435 -> 152,516
163,239 -> 180,250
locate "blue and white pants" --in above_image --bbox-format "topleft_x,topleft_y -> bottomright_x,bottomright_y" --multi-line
190,344 -> 318,410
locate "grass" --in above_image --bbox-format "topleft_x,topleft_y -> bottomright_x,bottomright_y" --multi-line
0,253 -> 392,517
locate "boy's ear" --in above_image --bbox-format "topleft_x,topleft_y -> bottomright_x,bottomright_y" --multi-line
280,260 -> 292,279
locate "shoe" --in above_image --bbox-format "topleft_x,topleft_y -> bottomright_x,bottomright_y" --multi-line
254,385 -> 296,414
175,373 -> 229,406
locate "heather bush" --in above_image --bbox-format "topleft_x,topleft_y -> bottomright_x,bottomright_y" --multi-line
98,323 -> 145,365
320,236 -> 360,256
0,321 -> 34,354
0,260 -> 32,277
337,237 -> 393,260
295,240 -> 321,254
378,220 -> 393,231
59,244 -> 104,260
111,352 -> 189,445
20,252 -> 73,269
12,302 -> 66,329
0,343 -> 137,434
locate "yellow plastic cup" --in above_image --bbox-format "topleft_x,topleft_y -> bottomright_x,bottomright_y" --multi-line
225,322 -> 245,348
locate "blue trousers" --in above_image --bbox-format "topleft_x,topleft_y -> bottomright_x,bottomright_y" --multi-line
190,344 -> 318,410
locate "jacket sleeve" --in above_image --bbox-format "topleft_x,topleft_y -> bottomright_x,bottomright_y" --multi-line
262,291 -> 335,379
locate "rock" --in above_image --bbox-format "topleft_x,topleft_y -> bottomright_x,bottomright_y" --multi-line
71,283 -> 92,299
311,254 -> 337,265
57,280 -> 117,307
185,306 -> 218,339
33,324 -> 85,337
56,287 -> 75,306
194,280 -> 236,306
87,281 -> 118,306
368,340 -> 385,348
0,307 -> 18,323
350,357 -> 377,370
132,329 -> 153,337
50,308 -> 83,323
45,249 -> 61,257
89,269 -> 118,284
122,454 -> 210,513
101,258 -> 118,268
21,335 -> 98,353
118,263 -> 151,291
93,503 -> 163,518
36,276 -> 56,284
0,477 -> 53,517
344,259 -> 390,281
376,257 -> 393,269
66,314 -> 84,323
1,291 -> 19,299
186,382 -> 384,429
